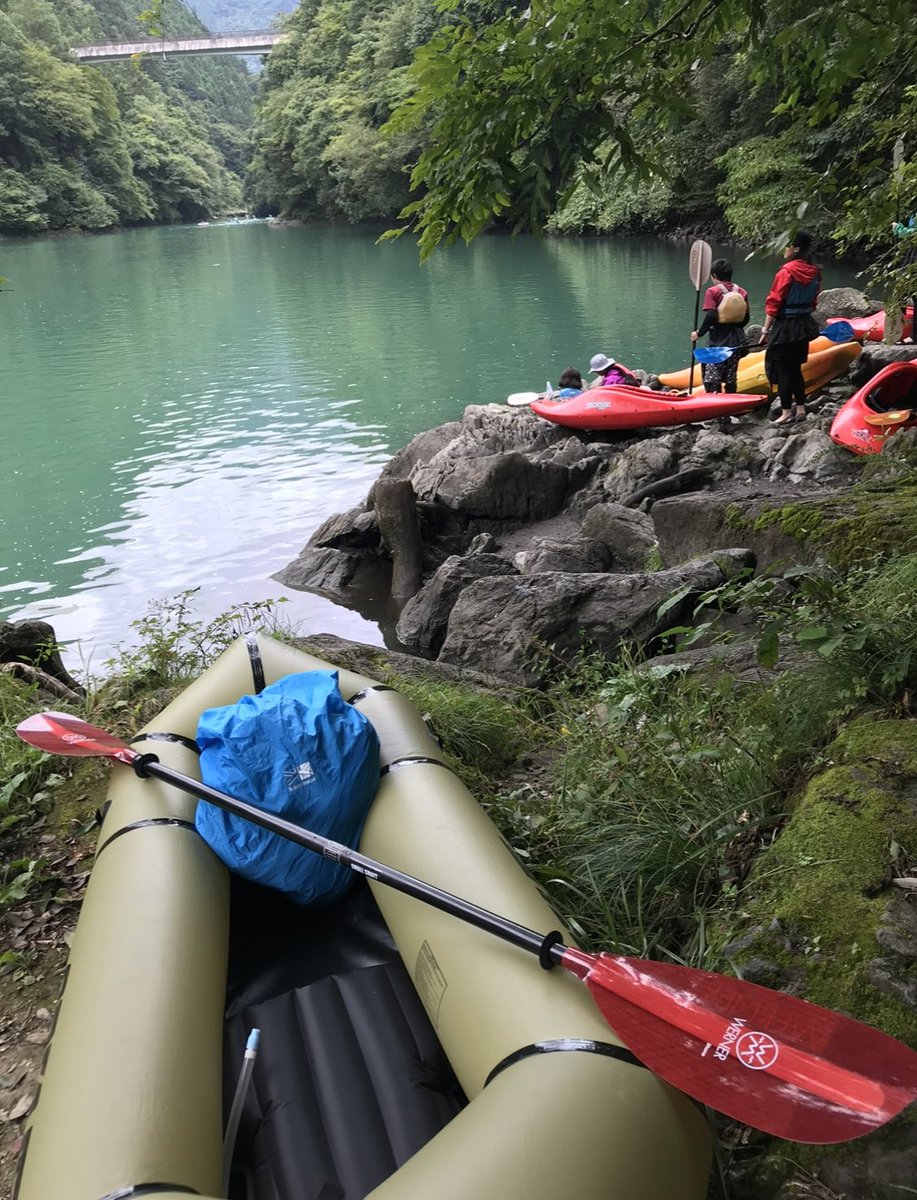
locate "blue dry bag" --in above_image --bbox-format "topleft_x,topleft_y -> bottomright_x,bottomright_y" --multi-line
195,671 -> 380,907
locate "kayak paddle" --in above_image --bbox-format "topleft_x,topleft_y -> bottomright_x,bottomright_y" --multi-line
17,710 -> 917,1145
687,239 -> 713,392
693,346 -> 734,364
506,391 -> 541,407
822,320 -> 856,343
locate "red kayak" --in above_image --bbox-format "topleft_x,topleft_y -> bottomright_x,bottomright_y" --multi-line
825,308 -> 914,343
530,386 -> 768,431
829,360 -> 917,454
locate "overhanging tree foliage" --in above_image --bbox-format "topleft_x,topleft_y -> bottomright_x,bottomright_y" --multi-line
383,0 -> 917,265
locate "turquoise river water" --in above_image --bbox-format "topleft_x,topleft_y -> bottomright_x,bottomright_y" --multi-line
0,223 -> 857,669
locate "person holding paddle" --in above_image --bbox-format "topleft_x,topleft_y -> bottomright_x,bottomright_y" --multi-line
690,258 -> 750,392
760,230 -> 822,424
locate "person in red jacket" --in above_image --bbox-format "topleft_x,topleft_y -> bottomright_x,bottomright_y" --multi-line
759,230 -> 822,424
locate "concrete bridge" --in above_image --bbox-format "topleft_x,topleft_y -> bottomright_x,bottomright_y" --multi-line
71,32 -> 284,62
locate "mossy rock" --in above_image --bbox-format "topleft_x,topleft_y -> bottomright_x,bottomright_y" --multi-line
721,717 -> 917,1199
747,478 -> 917,569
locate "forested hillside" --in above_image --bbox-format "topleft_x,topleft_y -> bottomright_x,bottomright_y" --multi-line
247,0 -> 917,298
186,0 -> 297,32
0,0 -> 254,233
246,0 -> 439,222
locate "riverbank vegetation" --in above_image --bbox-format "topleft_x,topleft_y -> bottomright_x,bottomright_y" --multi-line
7,0 -> 917,298
243,0 -> 917,301
0,0 -> 254,233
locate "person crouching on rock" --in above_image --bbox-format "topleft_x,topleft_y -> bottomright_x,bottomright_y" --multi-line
690,258 -> 750,393
760,230 -> 822,424
588,353 -> 640,389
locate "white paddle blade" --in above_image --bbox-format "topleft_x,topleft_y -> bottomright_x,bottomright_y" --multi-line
506,391 -> 541,407
689,239 -> 713,290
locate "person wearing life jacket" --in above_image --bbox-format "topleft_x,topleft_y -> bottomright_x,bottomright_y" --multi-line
759,230 -> 822,424
690,258 -> 750,393
587,352 -> 640,389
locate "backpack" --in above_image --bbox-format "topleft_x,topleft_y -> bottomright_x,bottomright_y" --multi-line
717,285 -> 747,323
195,671 -> 380,907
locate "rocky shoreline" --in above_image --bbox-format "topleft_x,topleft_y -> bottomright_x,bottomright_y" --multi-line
274,289 -> 917,688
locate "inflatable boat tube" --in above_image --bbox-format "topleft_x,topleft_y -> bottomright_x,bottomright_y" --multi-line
15,636 -> 711,1200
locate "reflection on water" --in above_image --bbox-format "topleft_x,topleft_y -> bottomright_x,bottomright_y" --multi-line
0,224 -> 857,667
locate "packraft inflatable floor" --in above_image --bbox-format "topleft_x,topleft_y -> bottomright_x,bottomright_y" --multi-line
14,635 -> 710,1200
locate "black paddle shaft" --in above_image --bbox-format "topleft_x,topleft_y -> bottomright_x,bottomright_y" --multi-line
688,287 -> 702,392
133,752 -> 567,967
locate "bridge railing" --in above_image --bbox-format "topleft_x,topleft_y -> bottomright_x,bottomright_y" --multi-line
70,32 -> 284,61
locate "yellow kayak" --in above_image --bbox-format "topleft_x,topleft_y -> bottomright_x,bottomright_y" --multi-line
657,338 -> 861,394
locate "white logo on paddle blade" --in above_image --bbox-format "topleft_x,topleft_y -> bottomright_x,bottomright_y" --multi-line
735,1031 -> 779,1070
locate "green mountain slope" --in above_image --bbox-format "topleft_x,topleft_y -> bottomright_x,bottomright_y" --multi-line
0,0 -> 255,233
247,0 -> 438,221
185,1 -> 298,32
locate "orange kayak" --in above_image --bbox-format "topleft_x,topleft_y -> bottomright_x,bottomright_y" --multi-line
656,340 -> 860,395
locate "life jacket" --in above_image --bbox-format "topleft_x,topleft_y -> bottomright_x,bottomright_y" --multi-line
601,364 -> 638,387
780,276 -> 820,318
774,260 -> 822,319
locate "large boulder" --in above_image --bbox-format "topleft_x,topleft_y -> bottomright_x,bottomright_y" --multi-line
380,422 -> 463,482
307,506 -> 380,551
0,620 -> 84,694
580,503 -> 657,570
652,487 -> 831,569
763,425 -> 861,486
395,552 -> 514,657
436,550 -> 756,686
848,344 -> 917,386
514,537 -> 612,574
598,430 -> 693,502
814,287 -> 881,323
411,450 -> 571,522
272,544 -> 390,597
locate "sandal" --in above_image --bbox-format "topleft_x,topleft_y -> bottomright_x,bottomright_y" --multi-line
794,404 -> 807,422
773,410 -> 794,425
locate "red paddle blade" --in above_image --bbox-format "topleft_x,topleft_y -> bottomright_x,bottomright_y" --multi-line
16,712 -> 138,765
562,949 -> 917,1144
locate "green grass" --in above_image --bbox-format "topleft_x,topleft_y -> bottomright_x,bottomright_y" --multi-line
6,556 -> 917,978
480,552 -> 917,969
